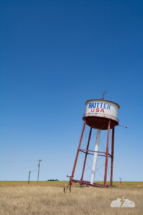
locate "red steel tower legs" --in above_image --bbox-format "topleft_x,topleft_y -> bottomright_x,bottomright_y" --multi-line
70,121 -> 86,185
80,127 -> 92,183
104,120 -> 111,187
67,98 -> 120,191
110,127 -> 115,187
69,120 -> 116,189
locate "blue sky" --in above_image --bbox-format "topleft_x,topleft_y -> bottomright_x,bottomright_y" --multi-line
0,0 -> 143,181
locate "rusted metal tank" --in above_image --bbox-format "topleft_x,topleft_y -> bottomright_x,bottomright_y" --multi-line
83,99 -> 120,130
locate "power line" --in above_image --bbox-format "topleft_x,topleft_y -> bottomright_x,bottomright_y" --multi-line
31,167 -> 38,172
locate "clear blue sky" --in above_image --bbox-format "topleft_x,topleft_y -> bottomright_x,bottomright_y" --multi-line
0,0 -> 143,181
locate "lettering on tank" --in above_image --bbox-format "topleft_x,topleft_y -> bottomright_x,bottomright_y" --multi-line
88,102 -> 111,113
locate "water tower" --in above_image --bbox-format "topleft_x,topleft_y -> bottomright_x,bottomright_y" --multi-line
68,97 -> 120,188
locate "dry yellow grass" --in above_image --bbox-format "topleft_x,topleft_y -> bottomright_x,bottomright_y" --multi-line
0,181 -> 143,187
0,185 -> 143,215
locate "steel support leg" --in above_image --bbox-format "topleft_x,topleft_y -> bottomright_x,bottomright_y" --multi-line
104,120 -> 111,187
70,121 -> 86,185
80,127 -> 92,182
110,127 -> 114,187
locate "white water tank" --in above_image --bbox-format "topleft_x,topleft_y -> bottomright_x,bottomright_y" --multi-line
83,99 -> 120,130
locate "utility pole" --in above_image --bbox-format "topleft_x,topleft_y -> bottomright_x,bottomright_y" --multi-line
119,178 -> 122,184
28,171 -> 31,183
37,160 -> 42,182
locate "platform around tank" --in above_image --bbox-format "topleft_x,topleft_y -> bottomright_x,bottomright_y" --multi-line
83,116 -> 119,130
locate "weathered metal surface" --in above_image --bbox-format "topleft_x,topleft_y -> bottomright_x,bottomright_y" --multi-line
83,99 -> 120,130
104,121 -> 111,187
72,179 -> 108,188
83,116 -> 118,129
80,128 -> 92,181
110,128 -> 114,187
79,149 -> 106,154
70,121 -> 86,184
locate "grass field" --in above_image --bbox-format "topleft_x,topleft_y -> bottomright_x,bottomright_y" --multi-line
0,181 -> 143,215
0,181 -> 143,187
